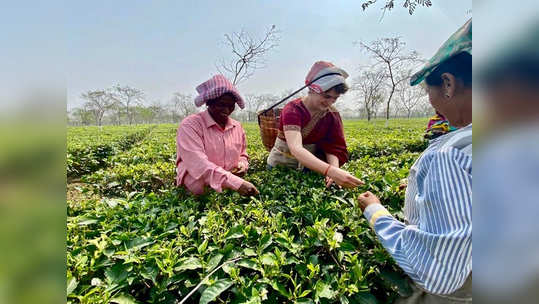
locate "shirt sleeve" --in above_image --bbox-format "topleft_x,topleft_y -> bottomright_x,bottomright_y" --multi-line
317,112 -> 348,166
363,148 -> 472,295
177,120 -> 244,192
281,103 -> 302,131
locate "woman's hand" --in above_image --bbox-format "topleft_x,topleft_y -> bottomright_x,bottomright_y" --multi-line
231,162 -> 247,177
237,181 -> 259,196
325,176 -> 334,188
324,176 -> 342,189
357,191 -> 381,211
327,166 -> 364,188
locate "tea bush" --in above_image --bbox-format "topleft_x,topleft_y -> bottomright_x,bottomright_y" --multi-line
67,125 -> 154,178
67,119 -> 429,304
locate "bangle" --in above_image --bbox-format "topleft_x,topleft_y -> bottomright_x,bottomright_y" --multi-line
324,164 -> 332,176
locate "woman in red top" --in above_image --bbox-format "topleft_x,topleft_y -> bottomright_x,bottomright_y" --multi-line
267,61 -> 363,188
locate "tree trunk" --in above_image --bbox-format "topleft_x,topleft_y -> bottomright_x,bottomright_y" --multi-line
386,62 -> 395,121
386,86 -> 395,120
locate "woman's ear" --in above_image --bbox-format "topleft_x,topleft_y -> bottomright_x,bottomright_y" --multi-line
441,73 -> 457,100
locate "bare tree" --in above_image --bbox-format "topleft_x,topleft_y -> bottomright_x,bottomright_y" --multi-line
395,72 -> 427,118
170,93 -> 196,122
108,100 -> 125,126
147,100 -> 167,123
335,105 -> 359,119
245,93 -> 276,121
131,105 -> 153,124
361,0 -> 432,15
357,37 -> 421,120
111,85 -> 145,125
414,95 -> 434,117
70,107 -> 94,126
218,25 -> 280,85
66,109 -> 72,125
352,67 -> 386,121
81,90 -> 114,126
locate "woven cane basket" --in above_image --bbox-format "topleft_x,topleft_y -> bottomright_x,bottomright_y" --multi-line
257,108 -> 282,152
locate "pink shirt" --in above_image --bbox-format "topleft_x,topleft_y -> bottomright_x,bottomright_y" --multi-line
176,110 -> 249,195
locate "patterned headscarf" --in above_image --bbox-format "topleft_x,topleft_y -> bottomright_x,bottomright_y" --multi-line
194,75 -> 245,109
410,18 -> 472,86
305,61 -> 349,93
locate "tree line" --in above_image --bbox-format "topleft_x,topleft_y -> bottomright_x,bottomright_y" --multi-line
67,79 -> 432,126
68,25 -> 434,126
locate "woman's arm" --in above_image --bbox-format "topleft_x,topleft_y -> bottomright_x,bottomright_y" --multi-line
324,153 -> 339,188
325,153 -> 339,167
357,148 -> 472,294
284,130 -> 363,188
285,130 -> 331,173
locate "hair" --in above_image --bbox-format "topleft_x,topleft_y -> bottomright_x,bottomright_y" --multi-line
206,92 -> 236,106
425,52 -> 472,87
326,82 -> 349,94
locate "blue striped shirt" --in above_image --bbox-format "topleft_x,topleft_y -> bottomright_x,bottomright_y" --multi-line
363,124 -> 472,295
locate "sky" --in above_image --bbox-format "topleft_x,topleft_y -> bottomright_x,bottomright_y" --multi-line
2,1 -> 472,111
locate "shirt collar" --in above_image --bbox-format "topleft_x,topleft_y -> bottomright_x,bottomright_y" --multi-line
201,109 -> 236,131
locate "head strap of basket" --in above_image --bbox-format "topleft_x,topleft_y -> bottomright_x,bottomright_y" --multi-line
257,62 -> 348,151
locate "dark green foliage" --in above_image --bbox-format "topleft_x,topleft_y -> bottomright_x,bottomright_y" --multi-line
67,119 -> 429,303
67,126 -> 154,178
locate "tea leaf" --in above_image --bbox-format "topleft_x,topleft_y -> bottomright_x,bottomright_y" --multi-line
199,279 -> 234,304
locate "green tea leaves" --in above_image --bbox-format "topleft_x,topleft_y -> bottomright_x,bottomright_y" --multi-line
174,257 -> 203,272
199,279 -> 234,304
67,120 -> 427,303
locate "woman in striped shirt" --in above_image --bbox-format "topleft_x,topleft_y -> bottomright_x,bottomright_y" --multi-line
357,19 -> 473,303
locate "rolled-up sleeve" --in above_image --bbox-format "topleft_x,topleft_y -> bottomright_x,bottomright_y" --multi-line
177,121 -> 244,192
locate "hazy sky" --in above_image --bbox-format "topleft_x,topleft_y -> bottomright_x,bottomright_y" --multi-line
57,1 -> 470,109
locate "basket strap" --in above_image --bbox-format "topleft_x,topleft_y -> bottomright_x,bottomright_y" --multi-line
259,72 -> 342,116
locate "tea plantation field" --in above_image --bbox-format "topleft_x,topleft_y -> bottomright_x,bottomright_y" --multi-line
67,119 -> 429,304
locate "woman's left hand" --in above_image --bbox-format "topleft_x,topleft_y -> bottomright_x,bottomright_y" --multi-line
325,176 -> 341,189
232,162 -> 247,177
357,191 -> 381,211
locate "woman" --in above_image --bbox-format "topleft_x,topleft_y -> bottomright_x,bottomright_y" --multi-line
176,74 -> 259,196
357,19 -> 472,303
267,61 -> 363,188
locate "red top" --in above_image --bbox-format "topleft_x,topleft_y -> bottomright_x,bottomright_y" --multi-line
278,98 -> 348,166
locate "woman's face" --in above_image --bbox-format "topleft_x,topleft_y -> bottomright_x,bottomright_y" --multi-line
426,84 -> 447,116
207,94 -> 236,125
313,89 -> 340,111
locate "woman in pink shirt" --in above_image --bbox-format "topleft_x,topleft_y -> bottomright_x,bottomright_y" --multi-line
176,75 -> 259,196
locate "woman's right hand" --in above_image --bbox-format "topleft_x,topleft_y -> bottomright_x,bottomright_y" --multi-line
327,166 -> 364,188
238,181 -> 259,196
